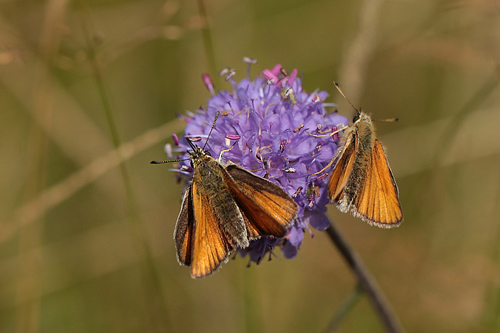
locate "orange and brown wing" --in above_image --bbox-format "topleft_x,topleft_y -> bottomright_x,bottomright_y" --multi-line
328,131 -> 357,203
189,180 -> 236,278
174,186 -> 195,266
353,139 -> 403,227
225,165 -> 298,239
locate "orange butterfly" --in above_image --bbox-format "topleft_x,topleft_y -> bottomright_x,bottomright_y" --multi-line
152,117 -> 298,278
327,83 -> 403,227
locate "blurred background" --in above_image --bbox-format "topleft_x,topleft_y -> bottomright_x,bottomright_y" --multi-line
1,0 -> 499,332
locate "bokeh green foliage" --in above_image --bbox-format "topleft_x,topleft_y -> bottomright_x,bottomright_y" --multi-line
1,0 -> 499,332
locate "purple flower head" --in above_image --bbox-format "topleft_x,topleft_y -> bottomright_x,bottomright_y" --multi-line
171,62 -> 348,265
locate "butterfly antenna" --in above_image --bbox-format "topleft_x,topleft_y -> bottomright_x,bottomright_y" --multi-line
151,141 -> 193,164
202,111 -> 220,150
334,81 -> 360,115
150,158 -> 187,164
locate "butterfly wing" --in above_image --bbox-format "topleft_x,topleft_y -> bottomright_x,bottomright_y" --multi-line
328,129 -> 357,205
353,139 -> 403,227
225,165 -> 298,238
188,179 -> 238,278
173,185 -> 195,266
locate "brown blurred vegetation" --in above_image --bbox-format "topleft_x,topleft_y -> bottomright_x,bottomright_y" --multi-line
1,0 -> 499,332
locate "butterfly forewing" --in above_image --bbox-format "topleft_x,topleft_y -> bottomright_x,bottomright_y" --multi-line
328,130 -> 357,203
225,165 -> 297,238
353,139 -> 403,226
189,180 -> 237,278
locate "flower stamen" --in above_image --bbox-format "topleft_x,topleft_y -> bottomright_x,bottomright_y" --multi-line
293,124 -> 304,133
280,139 -> 287,153
293,186 -> 303,198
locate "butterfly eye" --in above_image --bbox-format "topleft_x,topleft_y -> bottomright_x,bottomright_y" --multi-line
205,150 -> 211,157
353,114 -> 360,123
